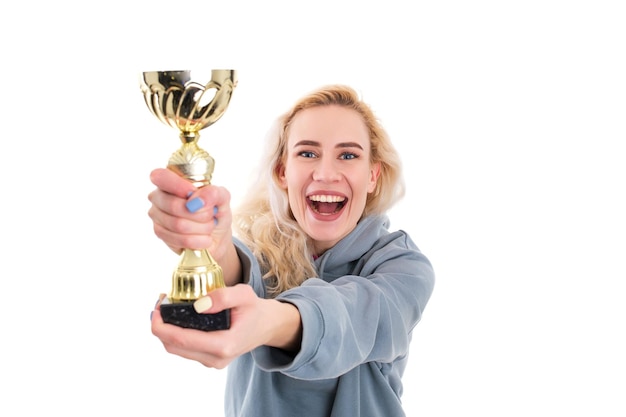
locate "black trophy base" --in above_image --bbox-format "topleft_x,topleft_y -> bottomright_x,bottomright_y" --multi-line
160,301 -> 230,331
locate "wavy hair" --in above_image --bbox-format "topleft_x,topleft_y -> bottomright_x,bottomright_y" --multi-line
233,85 -> 405,296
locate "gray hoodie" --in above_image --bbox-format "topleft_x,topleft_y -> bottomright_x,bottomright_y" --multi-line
225,215 -> 435,416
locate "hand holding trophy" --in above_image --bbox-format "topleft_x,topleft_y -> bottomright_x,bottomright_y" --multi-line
140,70 -> 238,331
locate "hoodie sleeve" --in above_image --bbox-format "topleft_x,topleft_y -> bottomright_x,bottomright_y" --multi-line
251,231 -> 435,380
232,237 -> 266,299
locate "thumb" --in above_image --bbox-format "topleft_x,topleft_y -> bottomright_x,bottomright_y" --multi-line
193,285 -> 253,313
193,294 -> 214,313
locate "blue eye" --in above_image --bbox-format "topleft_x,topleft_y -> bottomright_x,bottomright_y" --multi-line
339,152 -> 358,160
299,151 -> 317,158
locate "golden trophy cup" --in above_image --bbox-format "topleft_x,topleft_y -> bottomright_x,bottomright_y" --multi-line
140,69 -> 238,331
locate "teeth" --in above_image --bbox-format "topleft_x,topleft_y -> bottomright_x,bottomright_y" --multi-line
309,195 -> 345,203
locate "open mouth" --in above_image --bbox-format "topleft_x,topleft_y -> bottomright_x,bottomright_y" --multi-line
307,195 -> 347,215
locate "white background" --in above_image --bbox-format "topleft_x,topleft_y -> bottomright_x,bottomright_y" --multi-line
1,1 -> 624,415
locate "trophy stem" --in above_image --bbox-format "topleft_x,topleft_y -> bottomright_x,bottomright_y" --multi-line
180,131 -> 199,144
167,141 -> 215,187
169,249 -> 225,302
161,143 -> 230,330
159,248 -> 230,331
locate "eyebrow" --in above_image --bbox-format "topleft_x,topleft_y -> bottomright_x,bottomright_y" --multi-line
293,140 -> 364,150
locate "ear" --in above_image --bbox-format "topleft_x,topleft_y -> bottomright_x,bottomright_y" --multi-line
275,162 -> 288,189
368,162 -> 381,193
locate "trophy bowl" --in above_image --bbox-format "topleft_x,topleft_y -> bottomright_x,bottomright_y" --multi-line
140,69 -> 238,331
141,70 -> 237,139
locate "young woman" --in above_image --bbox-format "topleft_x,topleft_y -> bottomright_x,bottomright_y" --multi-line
148,85 -> 435,416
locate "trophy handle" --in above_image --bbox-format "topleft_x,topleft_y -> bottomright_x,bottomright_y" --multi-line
194,78 -> 236,132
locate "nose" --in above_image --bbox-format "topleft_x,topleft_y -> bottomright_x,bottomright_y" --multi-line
312,156 -> 341,183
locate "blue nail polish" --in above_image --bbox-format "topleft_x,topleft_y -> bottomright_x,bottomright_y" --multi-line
186,197 -> 204,213
213,206 -> 218,215
150,311 -> 153,321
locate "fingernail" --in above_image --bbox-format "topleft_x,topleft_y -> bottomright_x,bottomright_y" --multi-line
213,206 -> 218,215
187,191 -> 194,197
154,293 -> 166,307
193,296 -> 213,313
150,311 -> 154,321
186,197 -> 205,213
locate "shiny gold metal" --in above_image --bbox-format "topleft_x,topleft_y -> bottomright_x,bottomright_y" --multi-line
140,70 -> 238,303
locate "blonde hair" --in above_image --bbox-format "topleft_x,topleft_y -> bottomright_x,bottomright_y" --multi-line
234,85 -> 405,296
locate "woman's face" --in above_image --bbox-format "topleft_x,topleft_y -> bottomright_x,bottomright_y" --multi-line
279,105 -> 380,255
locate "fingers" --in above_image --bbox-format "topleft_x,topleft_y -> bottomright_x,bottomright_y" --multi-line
152,222 -> 215,252
148,167 -> 233,251
150,298 -> 234,369
148,172 -> 231,223
150,286 -> 267,368
148,168 -> 230,214
149,168 -> 195,198
190,185 -> 233,219
148,195 -> 216,251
